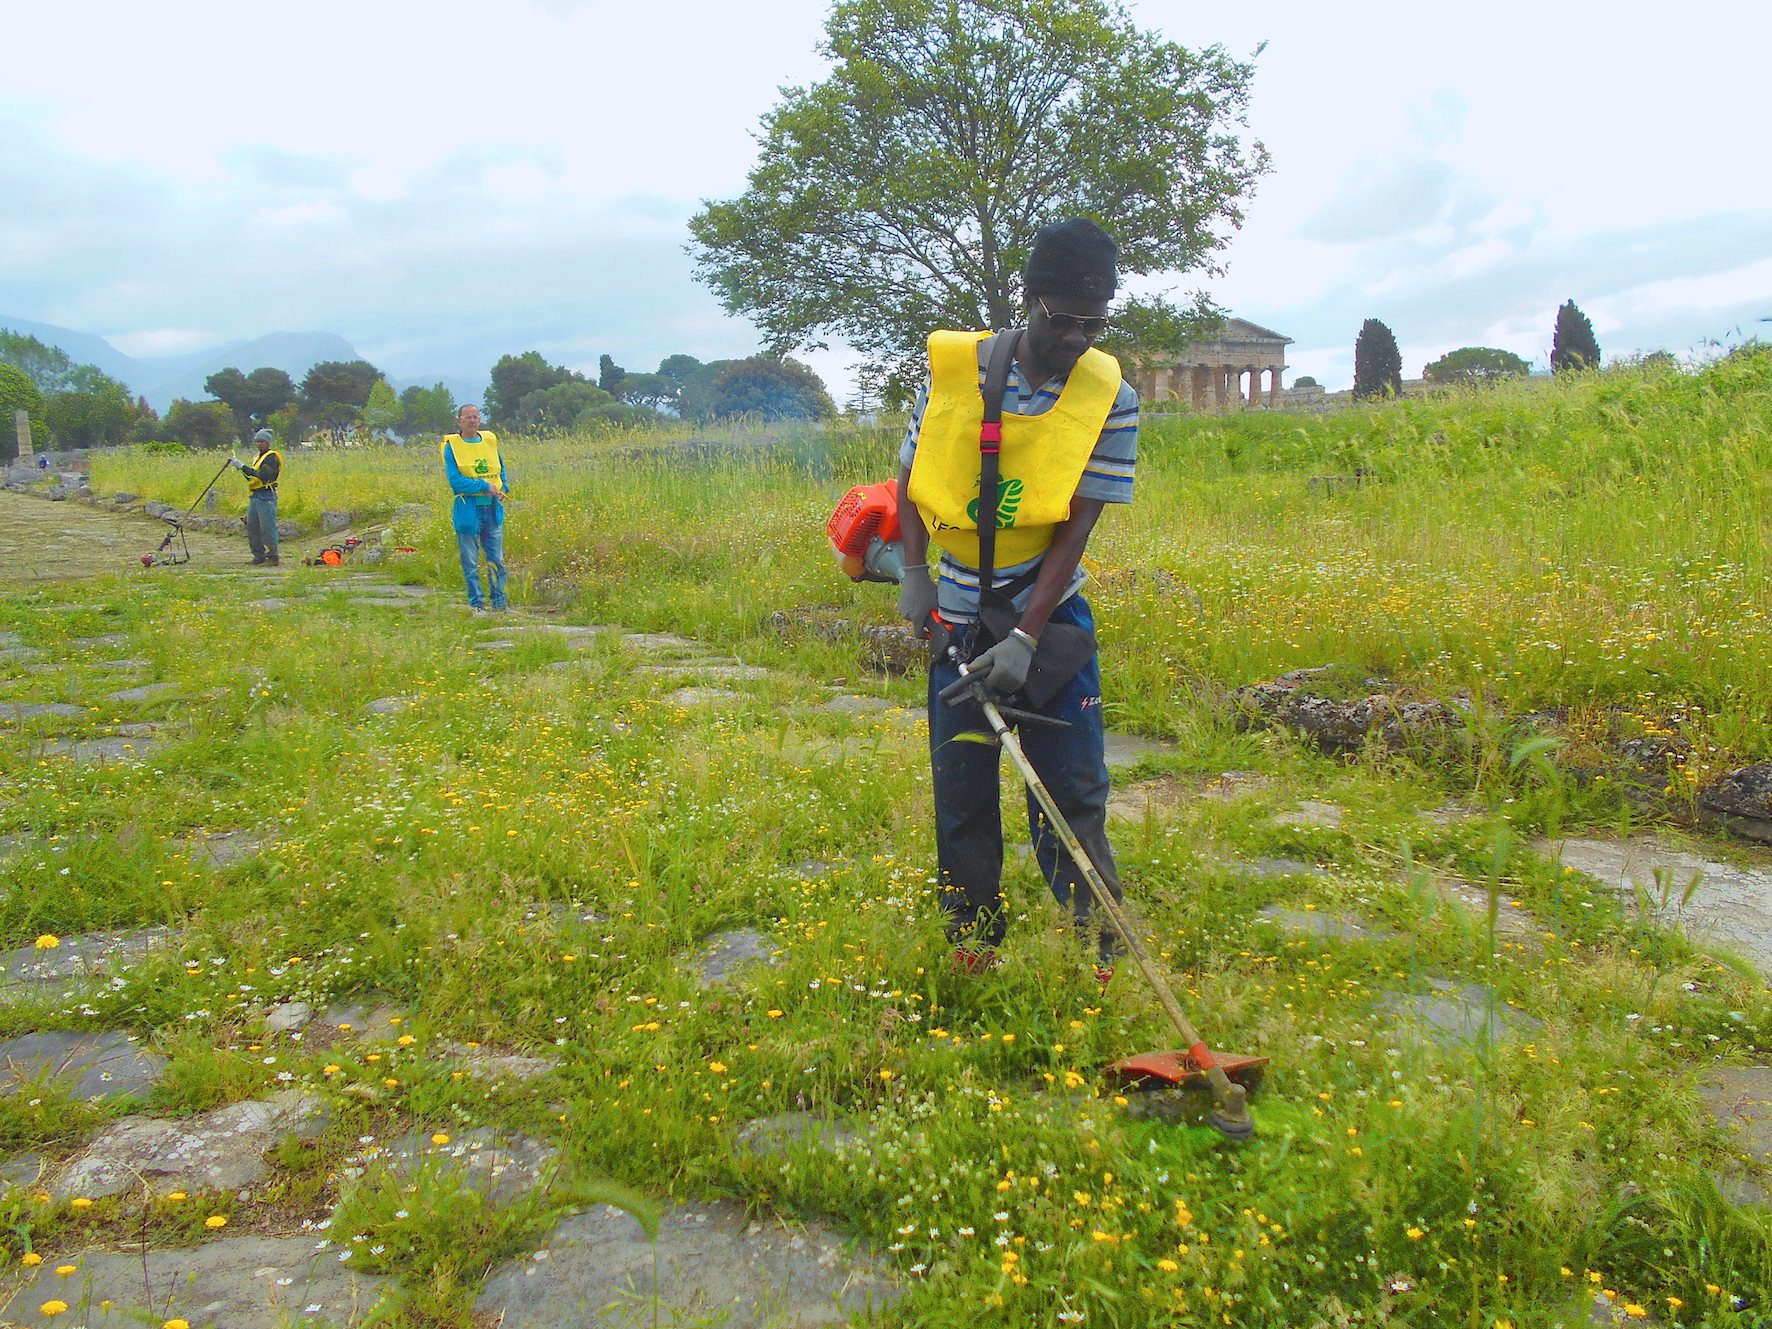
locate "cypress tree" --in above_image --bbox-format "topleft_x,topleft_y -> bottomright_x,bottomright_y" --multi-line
1551,300 -> 1600,372
1353,319 -> 1403,400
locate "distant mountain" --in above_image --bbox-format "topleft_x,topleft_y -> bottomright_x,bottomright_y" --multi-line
140,331 -> 364,410
0,314 -> 143,386
0,316 -> 374,411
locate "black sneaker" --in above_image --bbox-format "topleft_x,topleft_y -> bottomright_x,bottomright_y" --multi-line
247,558 -> 265,565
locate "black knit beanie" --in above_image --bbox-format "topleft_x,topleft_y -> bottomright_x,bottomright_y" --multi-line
1024,218 -> 1118,300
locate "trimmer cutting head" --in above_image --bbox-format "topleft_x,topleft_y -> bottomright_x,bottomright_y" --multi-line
1110,1051 -> 1266,1141
1109,1050 -> 1268,1093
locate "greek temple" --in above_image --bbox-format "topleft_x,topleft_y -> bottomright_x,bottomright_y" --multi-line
1130,317 -> 1293,410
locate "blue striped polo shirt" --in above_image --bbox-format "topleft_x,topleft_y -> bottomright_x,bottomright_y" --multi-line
898,331 -> 1138,622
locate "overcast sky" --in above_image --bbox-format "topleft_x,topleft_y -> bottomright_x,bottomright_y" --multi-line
4,0 -> 1769,397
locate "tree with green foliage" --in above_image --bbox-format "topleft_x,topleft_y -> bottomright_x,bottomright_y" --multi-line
0,329 -> 80,394
1422,346 -> 1531,385
298,360 -> 382,421
362,378 -> 403,440
690,356 -> 836,423
128,398 -> 162,444
400,382 -> 458,437
206,366 -> 298,434
615,372 -> 673,411
485,351 -> 578,425
45,371 -> 133,446
1552,299 -> 1600,373
657,354 -> 703,391
687,0 -> 1268,399
676,360 -> 734,423
597,354 -> 626,396
513,380 -> 617,432
0,363 -> 43,462
162,398 -> 236,448
1353,319 -> 1403,400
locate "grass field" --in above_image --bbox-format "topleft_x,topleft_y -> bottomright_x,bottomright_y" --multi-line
0,350 -> 1767,1327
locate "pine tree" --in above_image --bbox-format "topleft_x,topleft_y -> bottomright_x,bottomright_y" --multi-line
1353,319 -> 1403,400
1551,300 -> 1600,373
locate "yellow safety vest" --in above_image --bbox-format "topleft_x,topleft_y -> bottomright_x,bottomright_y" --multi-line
440,431 -> 502,485
907,330 -> 1119,568
247,449 -> 281,493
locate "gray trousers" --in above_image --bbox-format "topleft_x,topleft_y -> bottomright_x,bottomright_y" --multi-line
246,491 -> 280,563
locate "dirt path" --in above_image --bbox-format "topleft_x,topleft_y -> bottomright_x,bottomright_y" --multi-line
0,490 -> 299,582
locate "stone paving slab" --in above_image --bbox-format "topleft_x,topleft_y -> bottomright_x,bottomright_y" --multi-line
621,631 -> 705,654
735,1112 -> 862,1157
1700,1066 -> 1772,1161
1255,904 -> 1393,940
816,694 -> 898,715
692,928 -> 779,989
7,1233 -> 390,1328
315,1001 -> 412,1042
640,662 -> 772,682
1700,1066 -> 1772,1206
383,1126 -> 557,1203
1107,779 -> 1189,824
51,1090 -> 328,1200
1221,856 -> 1335,882
1426,874 -> 1539,938
2,925 -> 174,987
1377,979 -> 1540,1047
88,658 -> 149,672
1275,800 -> 1346,831
663,686 -> 744,707
349,595 -> 421,608
175,829 -> 264,867
1102,732 -> 1176,772
1537,836 -> 1772,976
365,695 -> 414,715
69,633 -> 127,649
473,638 -> 518,650
439,1040 -> 561,1082
0,1030 -> 167,1100
102,681 -> 179,704
0,701 -> 86,722
475,1199 -> 901,1328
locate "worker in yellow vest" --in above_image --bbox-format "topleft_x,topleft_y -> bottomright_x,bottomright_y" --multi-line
895,218 -> 1139,981
439,404 -> 510,612
230,427 -> 282,565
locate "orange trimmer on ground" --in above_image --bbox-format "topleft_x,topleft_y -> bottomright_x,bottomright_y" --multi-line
827,480 -> 1265,1139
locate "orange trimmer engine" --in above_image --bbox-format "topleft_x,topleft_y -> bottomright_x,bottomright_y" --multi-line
826,481 -> 906,583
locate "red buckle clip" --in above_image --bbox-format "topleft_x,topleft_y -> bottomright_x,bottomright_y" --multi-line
979,421 -> 1002,449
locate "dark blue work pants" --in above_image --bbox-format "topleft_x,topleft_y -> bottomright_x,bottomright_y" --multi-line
927,594 -> 1124,960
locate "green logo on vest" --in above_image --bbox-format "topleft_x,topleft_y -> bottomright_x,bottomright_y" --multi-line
967,476 -> 1023,529
473,458 -> 490,476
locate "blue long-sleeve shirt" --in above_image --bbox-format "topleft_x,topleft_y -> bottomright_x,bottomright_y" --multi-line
442,439 -> 510,532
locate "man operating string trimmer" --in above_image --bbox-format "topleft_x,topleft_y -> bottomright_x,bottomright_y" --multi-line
896,218 -> 1139,983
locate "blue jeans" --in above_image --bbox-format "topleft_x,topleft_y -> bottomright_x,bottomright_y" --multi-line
455,504 -> 507,609
246,491 -> 279,563
927,594 -> 1123,959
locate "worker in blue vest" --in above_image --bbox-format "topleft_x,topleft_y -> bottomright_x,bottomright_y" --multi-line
439,404 -> 510,613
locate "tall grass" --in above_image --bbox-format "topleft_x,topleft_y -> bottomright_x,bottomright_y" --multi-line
92,348 -> 1772,767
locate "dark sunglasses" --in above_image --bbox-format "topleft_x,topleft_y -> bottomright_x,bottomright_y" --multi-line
1036,294 -> 1111,337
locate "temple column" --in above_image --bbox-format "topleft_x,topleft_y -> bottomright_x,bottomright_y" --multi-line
1267,367 -> 1281,408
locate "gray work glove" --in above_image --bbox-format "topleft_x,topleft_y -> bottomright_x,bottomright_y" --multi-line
896,567 -> 938,636
228,457 -> 244,470
971,630 -> 1037,696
